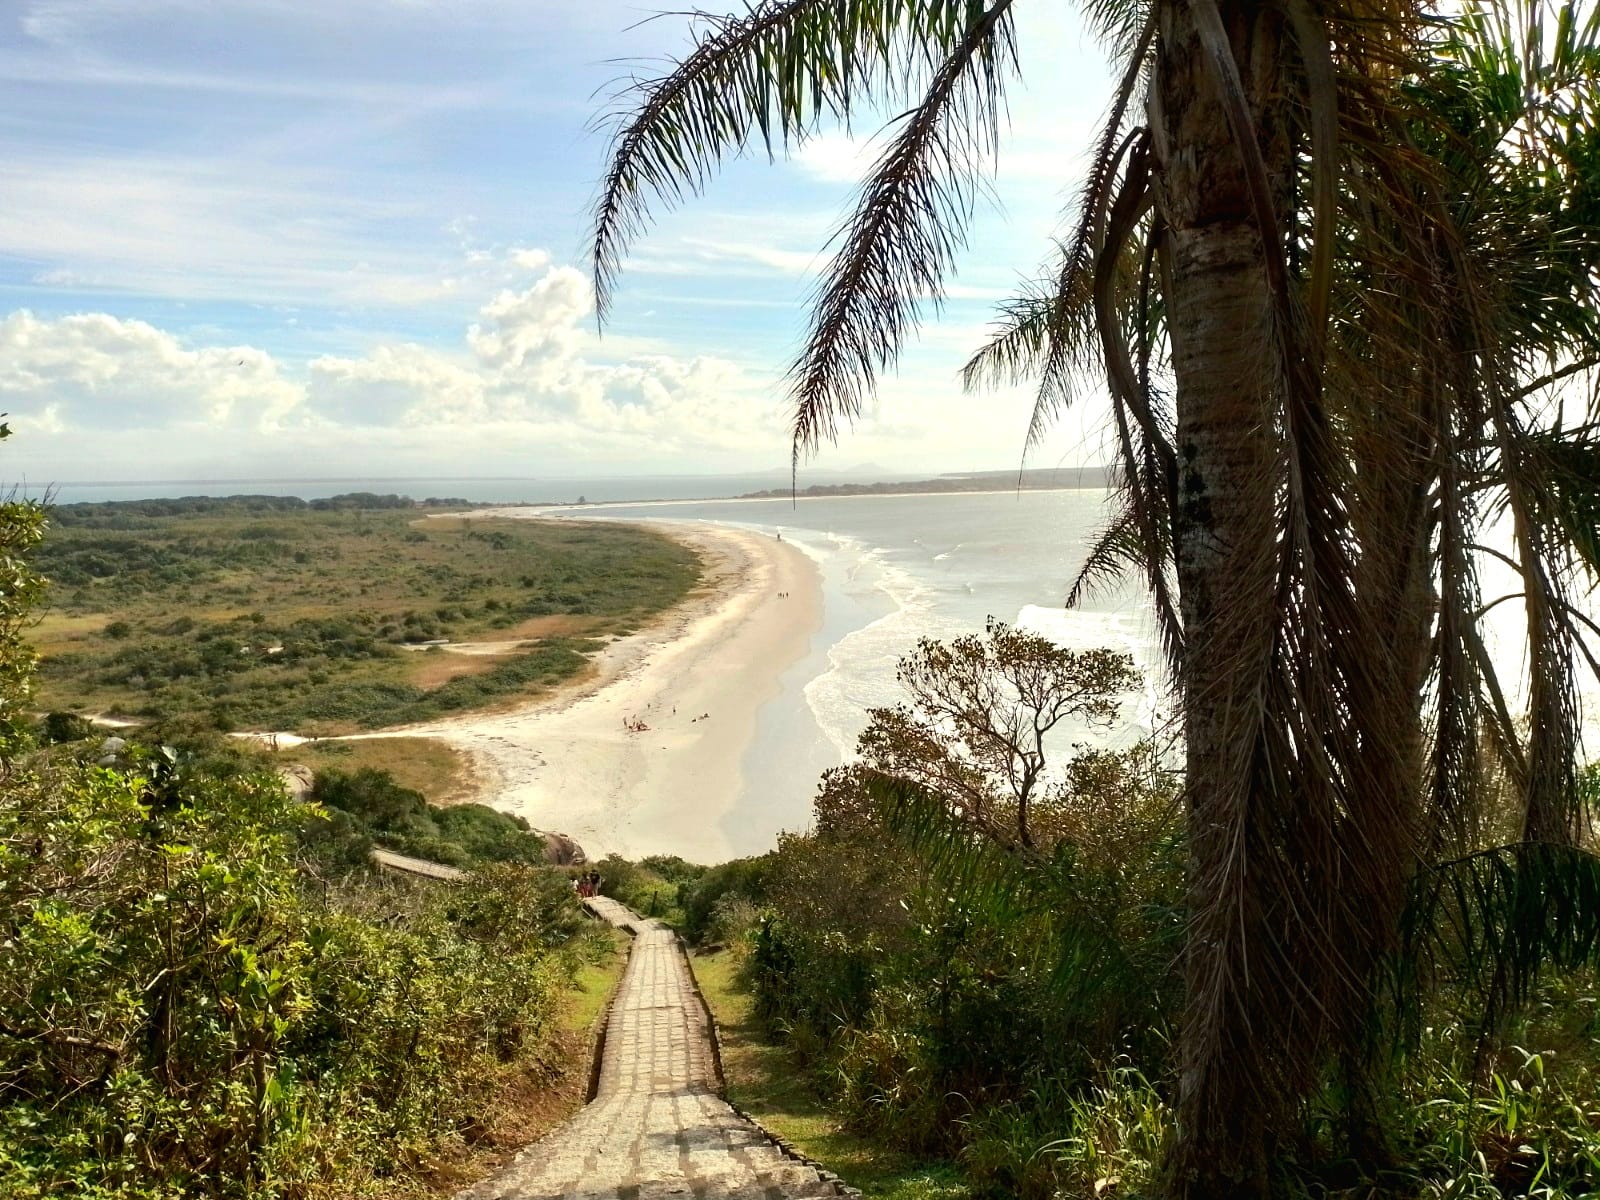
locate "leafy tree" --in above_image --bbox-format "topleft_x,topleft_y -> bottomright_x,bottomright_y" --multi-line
590,0 -> 1600,1188
855,621 -> 1139,851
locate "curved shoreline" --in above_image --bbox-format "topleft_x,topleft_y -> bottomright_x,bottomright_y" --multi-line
352,520 -> 824,863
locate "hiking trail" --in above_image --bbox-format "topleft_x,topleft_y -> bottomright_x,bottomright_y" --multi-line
459,895 -> 852,1200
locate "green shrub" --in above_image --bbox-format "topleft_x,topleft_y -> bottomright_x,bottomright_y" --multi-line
40,711 -> 94,744
680,854 -> 771,944
310,767 -> 552,870
0,751 -> 591,1197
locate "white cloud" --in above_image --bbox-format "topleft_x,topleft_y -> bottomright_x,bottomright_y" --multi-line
468,268 -> 592,371
680,238 -> 822,276
509,247 -> 552,273
0,310 -> 304,430
792,132 -> 877,184
2,251 -> 791,474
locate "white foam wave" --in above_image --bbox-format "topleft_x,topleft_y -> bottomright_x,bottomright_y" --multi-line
801,536 -> 935,761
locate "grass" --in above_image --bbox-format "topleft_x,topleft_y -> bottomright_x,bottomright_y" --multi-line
565,928 -> 631,1040
691,948 -> 972,1200
33,499 -> 702,733
286,736 -> 478,805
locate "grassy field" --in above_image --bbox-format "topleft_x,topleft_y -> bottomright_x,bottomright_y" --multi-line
691,949 -> 971,1200
32,496 -> 700,734
287,735 -> 479,805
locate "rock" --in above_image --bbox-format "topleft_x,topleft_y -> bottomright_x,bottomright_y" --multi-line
541,831 -> 587,865
278,765 -> 316,801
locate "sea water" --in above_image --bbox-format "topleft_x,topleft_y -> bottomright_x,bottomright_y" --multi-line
557,490 -> 1167,855
577,491 -> 1590,856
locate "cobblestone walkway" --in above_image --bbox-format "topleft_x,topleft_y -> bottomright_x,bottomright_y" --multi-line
459,896 -> 847,1200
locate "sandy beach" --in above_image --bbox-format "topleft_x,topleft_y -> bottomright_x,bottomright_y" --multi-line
353,519 -> 823,862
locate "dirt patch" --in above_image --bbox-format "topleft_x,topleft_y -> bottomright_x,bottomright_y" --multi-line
409,649 -> 515,690
500,614 -> 597,639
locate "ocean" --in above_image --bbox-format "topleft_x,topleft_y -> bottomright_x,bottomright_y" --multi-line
549,490 -> 1167,855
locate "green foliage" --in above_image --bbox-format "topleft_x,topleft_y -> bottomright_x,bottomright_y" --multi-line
1402,841 -> 1600,1049
1399,1017 -> 1600,1199
311,766 -> 553,868
33,503 -> 700,732
592,853 -> 691,923
745,767 -> 1184,1190
962,1064 -> 1170,1199
0,752 -> 591,1198
679,855 -> 773,945
40,711 -> 95,744
0,471 -> 46,754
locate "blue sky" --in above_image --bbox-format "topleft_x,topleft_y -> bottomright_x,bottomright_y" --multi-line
1,0 -> 1117,484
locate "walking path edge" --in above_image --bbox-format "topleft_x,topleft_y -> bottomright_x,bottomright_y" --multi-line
454,896 -> 858,1200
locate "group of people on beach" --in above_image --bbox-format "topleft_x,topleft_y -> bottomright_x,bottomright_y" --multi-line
574,869 -> 604,898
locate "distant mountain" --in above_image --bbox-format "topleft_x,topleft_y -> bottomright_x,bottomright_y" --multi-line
737,465 -> 1111,500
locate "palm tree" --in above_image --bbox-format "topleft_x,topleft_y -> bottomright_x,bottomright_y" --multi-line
590,0 -> 1600,1192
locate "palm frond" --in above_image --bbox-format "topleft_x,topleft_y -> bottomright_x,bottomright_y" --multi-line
1400,841 -> 1600,1044
866,771 -> 1035,914
1502,423 -> 1600,582
788,0 -> 1018,466
959,284 -> 1072,395
591,0 -> 1014,318
1018,11 -> 1156,454
1065,506 -> 1144,609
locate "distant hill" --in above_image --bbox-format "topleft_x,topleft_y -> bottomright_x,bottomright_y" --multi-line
737,466 -> 1111,500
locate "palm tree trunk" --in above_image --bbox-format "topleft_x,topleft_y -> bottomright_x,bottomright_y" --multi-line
1152,1 -> 1292,1193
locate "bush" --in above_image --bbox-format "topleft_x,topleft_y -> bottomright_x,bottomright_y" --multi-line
679,855 -> 771,944
0,750 -> 591,1197
310,767 -> 552,869
594,854 -> 686,922
40,711 -> 94,744
743,758 -> 1186,1189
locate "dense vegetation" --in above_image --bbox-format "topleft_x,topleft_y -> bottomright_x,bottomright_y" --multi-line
0,476 -> 618,1198
0,754 -> 598,1198
308,765 -> 565,870
622,626 -> 1600,1199
34,496 -> 700,732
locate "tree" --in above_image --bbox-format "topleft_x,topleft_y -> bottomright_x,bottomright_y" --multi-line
853,621 -> 1139,851
590,0 -> 1600,1191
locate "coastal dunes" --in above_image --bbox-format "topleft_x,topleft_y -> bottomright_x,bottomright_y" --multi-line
354,518 -> 823,862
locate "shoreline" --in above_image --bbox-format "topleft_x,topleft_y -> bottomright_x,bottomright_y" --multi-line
350,520 -> 824,863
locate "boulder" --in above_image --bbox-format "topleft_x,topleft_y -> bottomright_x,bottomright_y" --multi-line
541,831 -> 587,866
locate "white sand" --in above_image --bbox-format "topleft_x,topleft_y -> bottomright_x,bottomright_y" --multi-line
351,521 -> 822,863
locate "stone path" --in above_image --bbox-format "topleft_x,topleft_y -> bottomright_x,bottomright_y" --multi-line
459,896 -> 848,1200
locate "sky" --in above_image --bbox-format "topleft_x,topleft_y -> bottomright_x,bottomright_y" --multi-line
1,0 -> 1120,486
